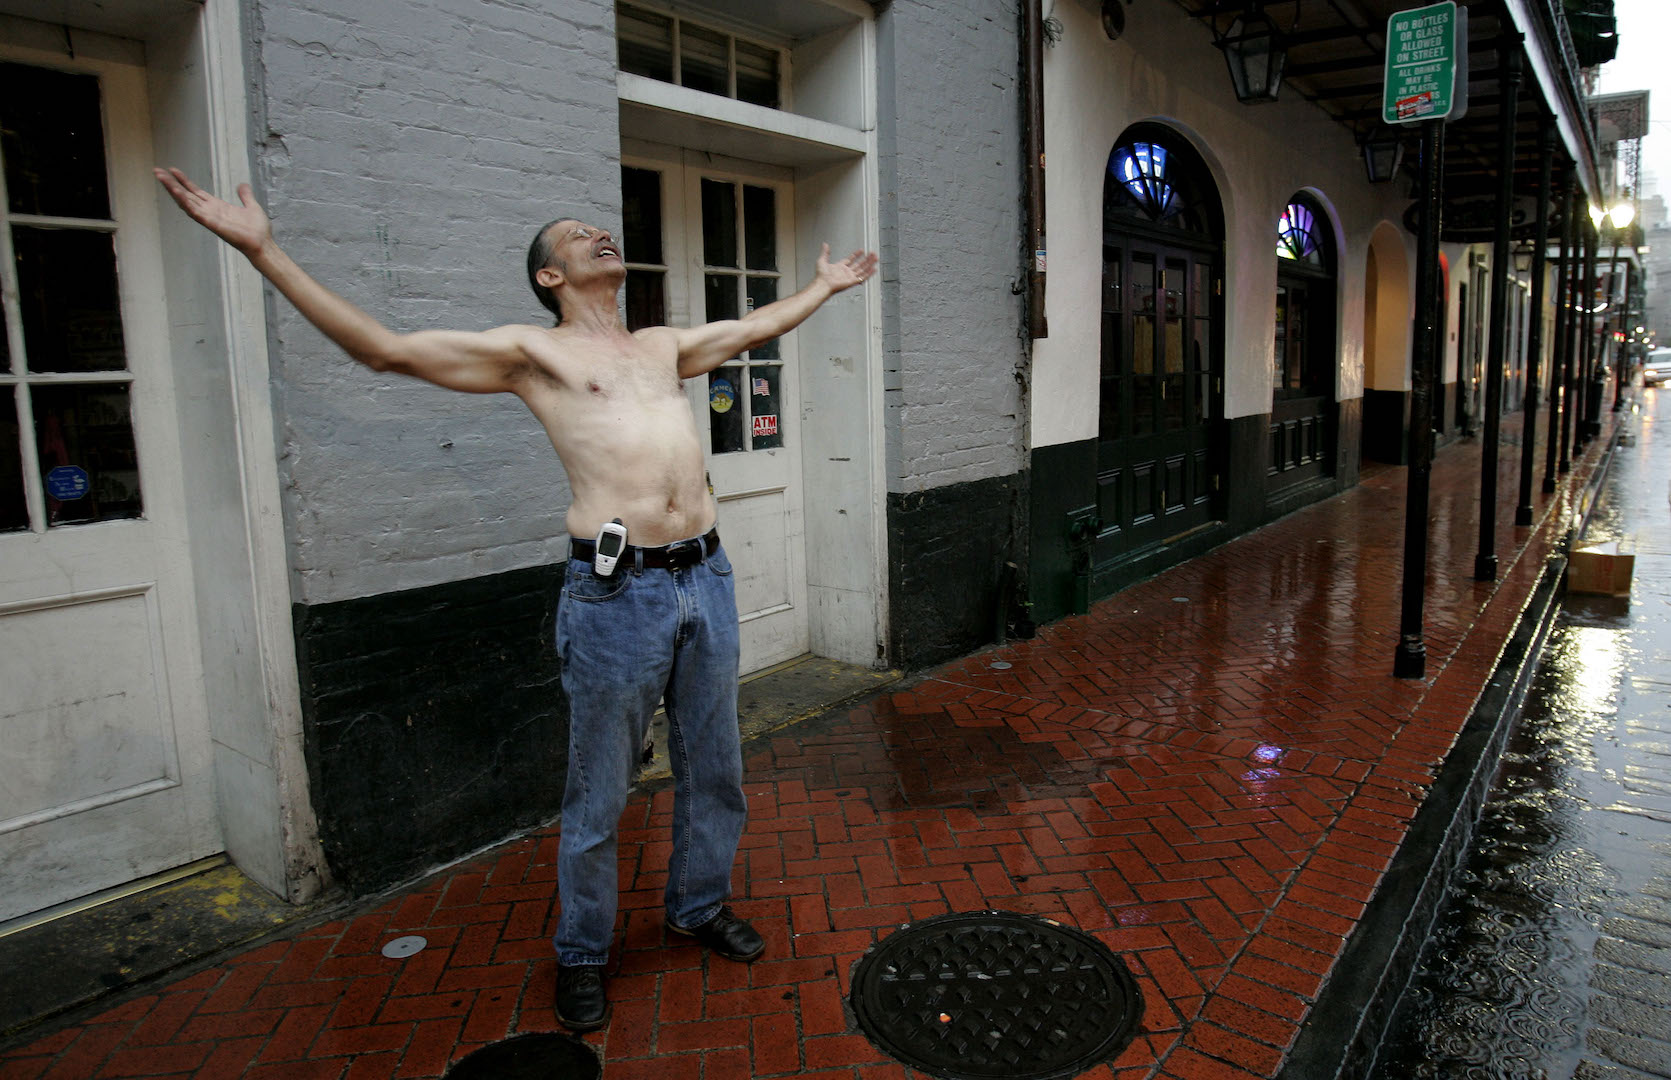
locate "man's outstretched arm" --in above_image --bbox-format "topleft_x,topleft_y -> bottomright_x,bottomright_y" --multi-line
671,243 -> 878,378
155,168 -> 531,394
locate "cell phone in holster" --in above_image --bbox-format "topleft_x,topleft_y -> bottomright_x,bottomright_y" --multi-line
592,518 -> 627,578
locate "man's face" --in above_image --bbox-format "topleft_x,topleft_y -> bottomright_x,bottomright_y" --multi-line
547,221 -> 624,283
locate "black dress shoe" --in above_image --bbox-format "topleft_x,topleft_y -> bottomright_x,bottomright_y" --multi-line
554,964 -> 609,1030
668,905 -> 765,962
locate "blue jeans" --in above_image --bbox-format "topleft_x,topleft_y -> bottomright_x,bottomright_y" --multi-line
552,541 -> 745,967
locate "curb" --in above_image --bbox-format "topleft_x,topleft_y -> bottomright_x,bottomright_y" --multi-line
1280,424 -> 1624,1080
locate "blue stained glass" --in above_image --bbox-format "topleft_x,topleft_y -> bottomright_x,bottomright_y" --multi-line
1111,142 -> 1180,220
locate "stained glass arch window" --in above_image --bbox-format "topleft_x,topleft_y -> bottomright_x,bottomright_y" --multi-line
1104,125 -> 1222,246
1276,195 -> 1333,274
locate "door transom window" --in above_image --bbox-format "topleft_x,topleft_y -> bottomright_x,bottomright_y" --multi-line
617,2 -> 784,109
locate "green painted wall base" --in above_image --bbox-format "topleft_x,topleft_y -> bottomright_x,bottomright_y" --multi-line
1029,400 -> 1363,625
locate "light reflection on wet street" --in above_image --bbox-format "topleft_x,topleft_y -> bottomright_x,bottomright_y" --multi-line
1371,389 -> 1671,1080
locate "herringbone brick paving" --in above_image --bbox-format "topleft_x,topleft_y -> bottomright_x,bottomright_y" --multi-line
0,419 -> 1613,1080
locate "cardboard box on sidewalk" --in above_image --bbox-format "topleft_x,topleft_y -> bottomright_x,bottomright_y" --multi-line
1569,539 -> 1635,597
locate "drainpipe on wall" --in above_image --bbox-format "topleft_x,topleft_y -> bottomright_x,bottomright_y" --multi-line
1023,0 -> 1047,339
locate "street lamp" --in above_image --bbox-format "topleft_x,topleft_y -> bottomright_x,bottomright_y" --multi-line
1591,200 -> 1634,231
1216,5 -> 1287,104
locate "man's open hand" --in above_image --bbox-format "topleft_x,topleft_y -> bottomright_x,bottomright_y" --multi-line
154,167 -> 272,258
815,243 -> 879,294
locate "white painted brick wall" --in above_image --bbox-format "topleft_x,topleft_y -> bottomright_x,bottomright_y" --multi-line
248,0 -> 620,605
877,0 -> 1028,494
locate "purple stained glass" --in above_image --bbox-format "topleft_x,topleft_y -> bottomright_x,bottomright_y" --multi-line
1278,201 -> 1322,264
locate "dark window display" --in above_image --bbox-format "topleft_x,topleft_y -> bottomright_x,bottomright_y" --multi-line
748,363 -> 783,450
702,179 -> 737,267
708,368 -> 745,454
621,166 -> 663,265
31,383 -> 143,526
625,271 -> 665,332
1,63 -> 111,219
15,226 -> 128,373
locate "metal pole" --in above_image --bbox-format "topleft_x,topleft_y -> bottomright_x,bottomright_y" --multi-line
1579,213 -> 1600,444
1612,252 -> 1628,410
1544,170 -> 1575,492
1517,114 -> 1552,526
1395,118 -> 1445,679
1560,195 -> 1587,471
1475,36 -> 1520,581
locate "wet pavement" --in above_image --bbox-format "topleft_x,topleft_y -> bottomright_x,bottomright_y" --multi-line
0,407 -> 1622,1080
1372,390 -> 1671,1080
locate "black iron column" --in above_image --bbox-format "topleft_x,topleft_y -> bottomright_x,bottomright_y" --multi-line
1395,119 -> 1446,680
1613,255 -> 1629,411
1544,170 -> 1575,492
1580,211 -> 1600,443
1561,195 -> 1588,470
1474,36 -> 1521,581
1516,114 -> 1552,526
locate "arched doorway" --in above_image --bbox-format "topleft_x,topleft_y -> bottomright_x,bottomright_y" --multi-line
1362,222 -> 1412,463
1270,194 -> 1338,491
1094,125 -> 1226,568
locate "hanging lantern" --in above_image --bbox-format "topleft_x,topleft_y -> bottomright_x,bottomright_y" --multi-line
1216,7 -> 1287,104
1360,128 -> 1405,184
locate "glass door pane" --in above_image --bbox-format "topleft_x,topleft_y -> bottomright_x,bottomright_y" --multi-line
698,176 -> 784,455
32,384 -> 142,525
0,63 -> 111,219
621,166 -> 666,331
1163,255 -> 1186,431
0,388 -> 25,531
1131,252 -> 1156,437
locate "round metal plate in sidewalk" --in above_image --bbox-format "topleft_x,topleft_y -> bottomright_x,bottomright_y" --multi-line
849,910 -> 1144,1080
442,1032 -> 600,1079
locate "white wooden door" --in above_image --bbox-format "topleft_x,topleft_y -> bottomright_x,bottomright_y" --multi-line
621,146 -> 808,674
0,52 -> 219,922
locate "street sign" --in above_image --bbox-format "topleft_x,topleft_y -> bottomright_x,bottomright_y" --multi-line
1383,1 -> 1459,124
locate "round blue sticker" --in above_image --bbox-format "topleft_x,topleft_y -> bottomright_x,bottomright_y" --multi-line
46,465 -> 89,501
709,378 -> 735,414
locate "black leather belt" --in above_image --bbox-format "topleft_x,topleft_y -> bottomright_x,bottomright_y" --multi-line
569,527 -> 720,570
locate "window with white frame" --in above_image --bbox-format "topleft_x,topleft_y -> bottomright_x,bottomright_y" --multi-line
617,2 -> 784,109
0,62 -> 143,532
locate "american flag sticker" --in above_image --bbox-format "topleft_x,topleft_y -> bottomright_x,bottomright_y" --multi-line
753,376 -> 770,396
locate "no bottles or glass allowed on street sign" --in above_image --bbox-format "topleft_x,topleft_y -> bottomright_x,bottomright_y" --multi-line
1383,1 -> 1468,124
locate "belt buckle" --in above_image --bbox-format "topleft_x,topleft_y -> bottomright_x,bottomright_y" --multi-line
668,538 -> 700,565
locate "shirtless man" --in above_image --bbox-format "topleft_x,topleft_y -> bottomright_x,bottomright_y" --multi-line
154,168 -> 877,1031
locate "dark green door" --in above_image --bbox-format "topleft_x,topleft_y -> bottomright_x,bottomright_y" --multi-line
1095,240 -> 1222,566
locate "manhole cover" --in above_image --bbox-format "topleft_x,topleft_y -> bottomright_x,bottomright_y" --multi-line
849,911 -> 1143,1080
443,1032 -> 599,1079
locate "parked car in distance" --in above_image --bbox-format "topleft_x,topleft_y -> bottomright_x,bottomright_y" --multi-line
1646,349 -> 1671,387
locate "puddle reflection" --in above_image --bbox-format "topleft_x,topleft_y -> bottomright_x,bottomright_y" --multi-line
1370,611 -> 1628,1079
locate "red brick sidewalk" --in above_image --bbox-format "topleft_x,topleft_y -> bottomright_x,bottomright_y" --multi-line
0,423 -> 1614,1080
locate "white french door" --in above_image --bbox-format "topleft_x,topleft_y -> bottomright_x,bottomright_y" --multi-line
622,144 -> 808,674
0,51 -> 219,921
